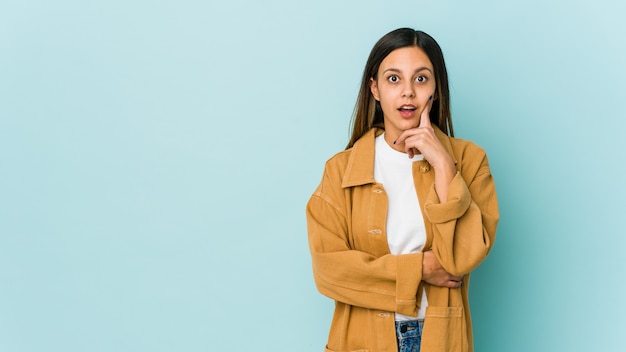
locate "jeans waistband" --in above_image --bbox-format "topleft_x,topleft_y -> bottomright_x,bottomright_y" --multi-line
395,319 -> 424,334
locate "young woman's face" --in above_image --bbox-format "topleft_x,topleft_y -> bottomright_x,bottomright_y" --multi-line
370,46 -> 436,139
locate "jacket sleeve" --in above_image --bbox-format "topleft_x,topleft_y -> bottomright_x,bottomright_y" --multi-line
423,144 -> 499,276
306,164 -> 424,317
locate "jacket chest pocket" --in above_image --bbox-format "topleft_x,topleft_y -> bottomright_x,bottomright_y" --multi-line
421,306 -> 468,352
350,184 -> 389,257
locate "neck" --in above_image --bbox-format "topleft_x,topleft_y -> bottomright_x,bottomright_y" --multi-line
383,131 -> 406,153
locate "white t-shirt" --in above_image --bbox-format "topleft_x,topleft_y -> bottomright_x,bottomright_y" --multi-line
374,133 -> 428,321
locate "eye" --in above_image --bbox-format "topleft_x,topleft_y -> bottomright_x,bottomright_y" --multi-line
387,75 -> 399,83
415,75 -> 427,83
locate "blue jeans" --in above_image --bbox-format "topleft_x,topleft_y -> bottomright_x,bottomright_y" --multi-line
395,320 -> 424,352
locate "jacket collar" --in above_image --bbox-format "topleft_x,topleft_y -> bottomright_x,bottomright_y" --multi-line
341,127 -> 458,188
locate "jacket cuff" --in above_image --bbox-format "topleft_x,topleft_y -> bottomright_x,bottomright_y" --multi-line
395,253 -> 423,316
424,172 -> 472,224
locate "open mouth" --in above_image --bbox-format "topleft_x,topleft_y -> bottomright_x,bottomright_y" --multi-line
398,105 -> 417,117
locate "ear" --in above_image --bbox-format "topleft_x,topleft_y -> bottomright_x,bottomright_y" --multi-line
370,78 -> 380,101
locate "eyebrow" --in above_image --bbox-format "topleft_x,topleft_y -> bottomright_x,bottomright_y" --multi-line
382,67 -> 433,75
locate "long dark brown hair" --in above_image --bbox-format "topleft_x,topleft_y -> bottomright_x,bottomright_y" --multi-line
346,28 -> 454,149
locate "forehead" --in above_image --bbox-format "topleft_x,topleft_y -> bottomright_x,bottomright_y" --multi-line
379,46 -> 433,72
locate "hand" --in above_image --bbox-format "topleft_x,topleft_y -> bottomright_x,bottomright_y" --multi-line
395,97 -> 453,168
422,251 -> 464,288
395,97 -> 456,201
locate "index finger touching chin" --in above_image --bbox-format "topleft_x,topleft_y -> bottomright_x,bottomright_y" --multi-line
419,95 -> 434,128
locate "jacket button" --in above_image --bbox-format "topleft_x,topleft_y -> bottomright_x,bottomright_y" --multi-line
420,163 -> 430,173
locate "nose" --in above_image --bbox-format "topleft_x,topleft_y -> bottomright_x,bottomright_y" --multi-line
402,82 -> 415,98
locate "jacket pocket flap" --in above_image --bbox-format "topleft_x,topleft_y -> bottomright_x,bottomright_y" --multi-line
425,305 -> 463,318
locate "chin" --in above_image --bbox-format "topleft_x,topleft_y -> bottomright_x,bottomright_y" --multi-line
400,121 -> 419,130
385,118 -> 418,133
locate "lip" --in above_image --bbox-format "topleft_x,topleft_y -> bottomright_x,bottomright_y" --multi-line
398,104 -> 417,119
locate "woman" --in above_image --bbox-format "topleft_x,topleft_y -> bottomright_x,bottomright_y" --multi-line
306,28 -> 499,352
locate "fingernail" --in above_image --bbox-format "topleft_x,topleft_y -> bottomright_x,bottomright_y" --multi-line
429,95 -> 433,100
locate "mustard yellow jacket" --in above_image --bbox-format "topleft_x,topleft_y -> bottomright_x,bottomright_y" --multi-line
306,127 -> 499,352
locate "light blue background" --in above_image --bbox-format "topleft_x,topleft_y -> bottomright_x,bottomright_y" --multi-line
1,0 -> 625,351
